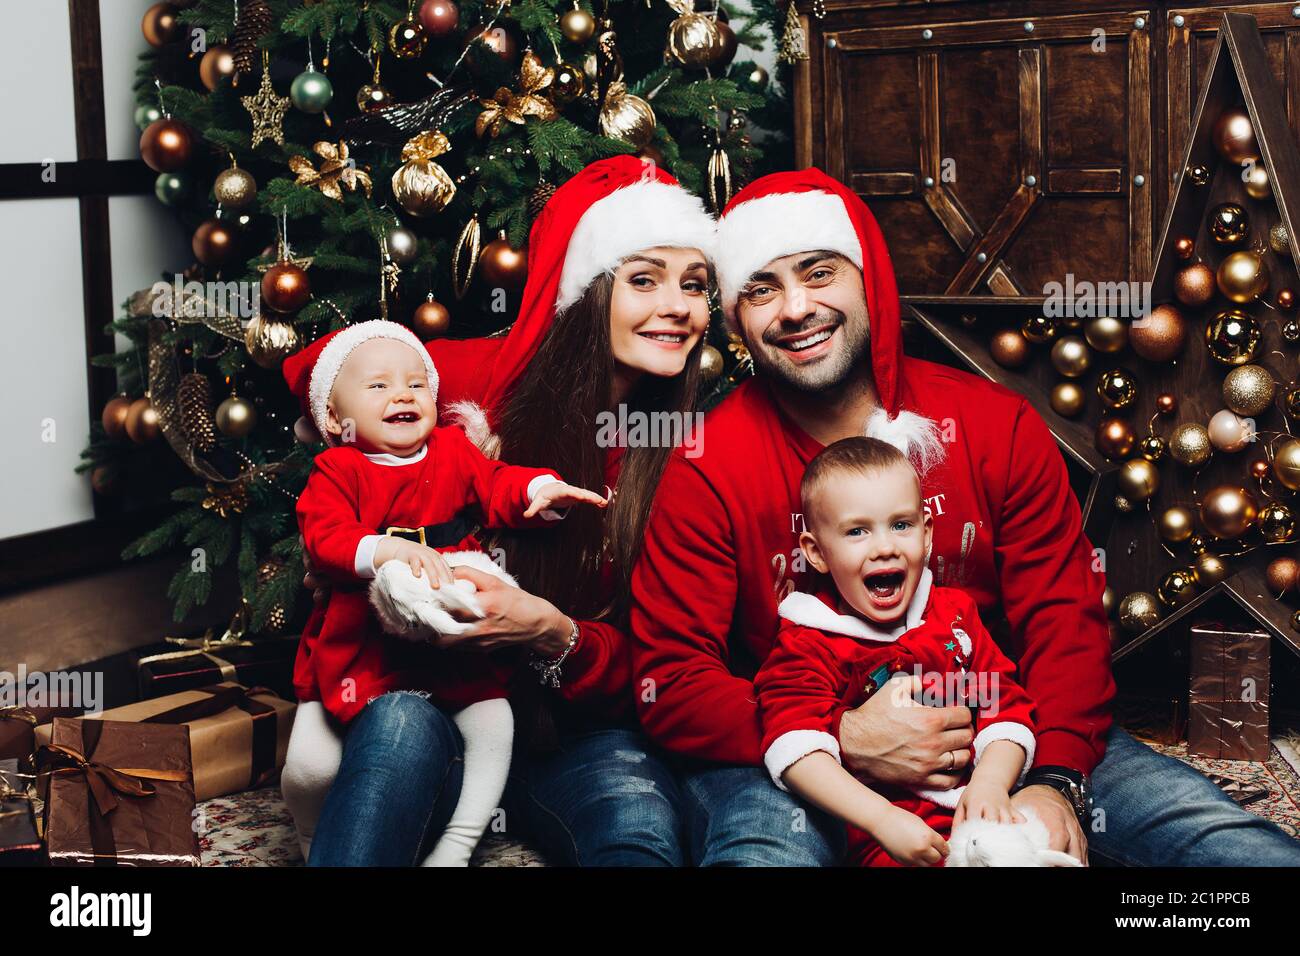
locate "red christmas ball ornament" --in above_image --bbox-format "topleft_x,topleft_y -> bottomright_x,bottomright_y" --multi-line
199,44 -> 236,91
1155,392 -> 1177,415
261,262 -> 312,313
142,2 -> 182,47
1174,236 -> 1195,260
1279,288 -> 1296,311
412,296 -> 452,338
192,218 -> 238,268
140,118 -> 193,172
1251,458 -> 1272,481
465,24 -> 520,71
418,0 -> 459,36
101,394 -> 132,440
478,235 -> 528,290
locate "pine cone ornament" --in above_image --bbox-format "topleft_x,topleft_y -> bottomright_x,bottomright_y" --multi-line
232,0 -> 273,83
528,180 -> 556,220
177,372 -> 218,452
256,559 -> 288,632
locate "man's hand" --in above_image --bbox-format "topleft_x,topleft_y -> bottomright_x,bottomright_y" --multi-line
1011,784 -> 1088,865
523,481 -> 608,519
837,674 -> 974,788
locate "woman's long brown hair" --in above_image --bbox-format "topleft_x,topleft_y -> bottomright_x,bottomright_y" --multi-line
491,270 -> 704,621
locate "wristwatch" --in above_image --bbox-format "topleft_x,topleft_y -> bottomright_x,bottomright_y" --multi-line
1020,765 -> 1091,821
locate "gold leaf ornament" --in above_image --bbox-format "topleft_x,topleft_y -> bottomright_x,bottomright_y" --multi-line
289,140 -> 373,200
476,51 -> 558,137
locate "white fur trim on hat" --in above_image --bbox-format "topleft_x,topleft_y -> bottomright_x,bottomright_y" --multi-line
715,189 -> 863,316
865,407 -> 946,477
556,179 -> 717,312
308,320 -> 439,446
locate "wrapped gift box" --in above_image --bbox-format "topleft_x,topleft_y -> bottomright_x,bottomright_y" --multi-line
37,683 -> 295,802
0,793 -> 43,867
1112,694 -> 1188,746
131,632 -> 298,702
1,707 -> 85,764
1187,623 -> 1271,762
38,718 -> 200,867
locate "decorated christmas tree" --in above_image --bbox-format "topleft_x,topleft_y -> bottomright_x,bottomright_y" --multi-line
81,0 -> 789,633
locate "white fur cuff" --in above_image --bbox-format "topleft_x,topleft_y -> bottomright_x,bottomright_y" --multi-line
973,721 -> 1037,785
764,729 -> 841,791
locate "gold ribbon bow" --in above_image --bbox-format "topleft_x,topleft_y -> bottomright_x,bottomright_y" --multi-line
37,743 -> 188,817
476,51 -> 557,137
134,626 -> 256,679
0,707 -> 38,727
289,140 -> 374,200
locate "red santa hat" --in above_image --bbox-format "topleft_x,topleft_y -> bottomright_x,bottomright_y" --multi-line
438,155 -> 717,452
714,168 -> 903,418
282,319 -> 438,445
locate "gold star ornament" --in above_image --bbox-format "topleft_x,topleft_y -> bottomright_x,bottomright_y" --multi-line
241,53 -> 291,148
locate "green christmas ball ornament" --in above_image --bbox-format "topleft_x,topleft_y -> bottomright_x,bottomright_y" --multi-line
290,67 -> 334,114
154,171 -> 191,205
134,104 -> 163,130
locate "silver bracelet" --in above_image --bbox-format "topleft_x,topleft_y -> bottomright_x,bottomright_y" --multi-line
531,617 -> 579,688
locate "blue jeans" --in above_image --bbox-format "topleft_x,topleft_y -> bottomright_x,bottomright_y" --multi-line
1088,727 -> 1300,866
308,692 -> 464,866
505,727 -> 686,865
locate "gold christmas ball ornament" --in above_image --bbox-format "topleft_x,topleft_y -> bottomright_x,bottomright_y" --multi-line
215,395 -> 256,438
1048,334 -> 1090,377
1187,164 -> 1211,186
666,4 -> 725,68
1114,495 -> 1134,513
560,5 -> 597,44
699,344 -> 724,382
1102,586 -> 1116,617
192,218 -> 238,269
1119,592 -> 1162,633
1083,316 -> 1126,353
1021,314 -> 1056,344
140,117 -> 193,173
260,262 -> 311,313
1173,263 -> 1216,308
1096,416 -> 1136,460
479,234 -> 529,290
599,84 -> 657,149
1130,304 -> 1188,362
1281,386 -> 1300,420
1138,434 -> 1166,462
1257,502 -> 1297,543
391,131 -> 457,218
1156,567 -> 1199,609
1157,505 -> 1196,543
1244,162 -> 1272,200
1269,222 -> 1291,258
1251,458 -> 1272,480
412,296 -> 452,338
101,394 -> 132,440
1199,484 -> 1258,539
1268,556 -> 1300,593
1169,422 -> 1213,467
1274,438 -> 1300,490
1293,610 -> 1300,631
213,166 -> 257,210
1207,202 -> 1250,246
388,18 -> 428,59
142,2 -> 182,47
1208,409 -> 1251,453
1222,364 -> 1275,417
1279,289 -> 1297,312
1187,534 -> 1210,556
1156,392 -> 1177,415
357,83 -> 394,112
1117,458 -> 1160,501
1097,367 -> 1138,410
1205,309 -> 1260,365
552,62 -> 585,104
1194,552 -> 1230,587
1212,108 -> 1260,165
244,314 -> 300,369
125,396 -> 161,444
1050,381 -> 1086,417
1216,250 -> 1270,303
199,44 -> 236,91
1174,236 -> 1195,260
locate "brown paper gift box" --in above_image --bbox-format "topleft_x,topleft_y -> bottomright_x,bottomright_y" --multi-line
36,683 -> 295,802
39,718 -> 200,867
1187,624 -> 1271,762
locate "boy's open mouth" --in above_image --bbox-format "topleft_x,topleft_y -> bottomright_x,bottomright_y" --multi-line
383,411 -> 420,424
863,568 -> 907,609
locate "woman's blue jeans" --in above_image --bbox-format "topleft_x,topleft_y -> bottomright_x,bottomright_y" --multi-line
308,692 -> 464,866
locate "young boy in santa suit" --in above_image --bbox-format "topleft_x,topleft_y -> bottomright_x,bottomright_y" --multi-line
279,319 -> 606,866
756,436 -> 1037,866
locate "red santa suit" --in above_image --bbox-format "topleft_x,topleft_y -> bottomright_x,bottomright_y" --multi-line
756,568 -> 1036,867
629,168 -> 1114,775
282,320 -> 562,725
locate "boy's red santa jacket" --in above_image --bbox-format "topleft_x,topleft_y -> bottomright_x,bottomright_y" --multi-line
630,169 -> 1114,775
295,426 -> 558,724
757,570 -> 1036,806
428,335 -> 634,721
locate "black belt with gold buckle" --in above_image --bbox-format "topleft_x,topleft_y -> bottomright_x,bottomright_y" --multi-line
384,514 -> 479,549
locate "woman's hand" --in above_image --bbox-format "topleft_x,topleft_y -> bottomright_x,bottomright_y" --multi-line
437,566 -> 573,656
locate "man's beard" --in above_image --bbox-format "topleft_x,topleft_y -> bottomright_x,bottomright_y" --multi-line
746,305 -> 872,394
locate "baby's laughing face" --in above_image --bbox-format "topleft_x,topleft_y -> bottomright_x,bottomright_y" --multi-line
325,338 -> 436,455
799,462 -> 933,626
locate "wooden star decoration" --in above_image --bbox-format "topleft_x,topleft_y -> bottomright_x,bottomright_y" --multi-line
241,65 -> 291,149
901,15 -> 1300,666
288,140 -> 373,200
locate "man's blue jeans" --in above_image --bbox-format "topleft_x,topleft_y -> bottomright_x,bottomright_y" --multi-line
1087,726 -> 1300,866
505,727 -> 844,866
308,692 -> 464,866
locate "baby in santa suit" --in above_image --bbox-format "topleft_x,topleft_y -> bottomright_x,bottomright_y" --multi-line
755,436 -> 1037,867
281,319 -> 606,866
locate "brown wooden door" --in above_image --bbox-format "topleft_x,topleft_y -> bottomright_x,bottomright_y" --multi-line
808,11 -> 1154,296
